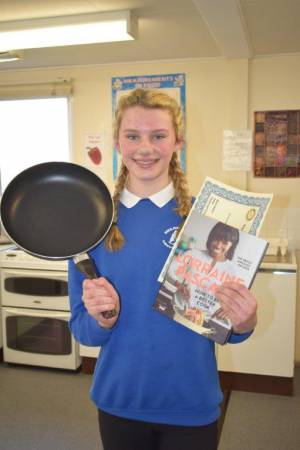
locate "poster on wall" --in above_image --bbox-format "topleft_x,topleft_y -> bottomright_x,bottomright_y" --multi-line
254,110 -> 300,178
111,73 -> 186,179
84,132 -> 106,179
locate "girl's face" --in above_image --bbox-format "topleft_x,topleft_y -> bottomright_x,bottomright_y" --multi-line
209,239 -> 233,261
116,106 -> 182,195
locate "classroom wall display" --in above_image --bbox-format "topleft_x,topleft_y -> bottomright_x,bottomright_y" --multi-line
254,110 -> 300,178
111,73 -> 186,179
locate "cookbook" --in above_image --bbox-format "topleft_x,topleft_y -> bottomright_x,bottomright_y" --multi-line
154,178 -> 272,344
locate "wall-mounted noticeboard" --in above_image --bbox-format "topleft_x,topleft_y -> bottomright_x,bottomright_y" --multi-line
111,73 -> 186,179
254,110 -> 300,178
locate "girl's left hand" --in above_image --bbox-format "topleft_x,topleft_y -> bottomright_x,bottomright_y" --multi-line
214,282 -> 257,334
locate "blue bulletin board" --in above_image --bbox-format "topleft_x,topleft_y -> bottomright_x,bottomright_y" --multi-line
111,73 -> 186,179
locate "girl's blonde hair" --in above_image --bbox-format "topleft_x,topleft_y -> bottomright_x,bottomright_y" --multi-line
105,88 -> 192,251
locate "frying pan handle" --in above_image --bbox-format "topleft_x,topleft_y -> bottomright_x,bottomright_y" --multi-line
0,244 -> 19,252
74,255 -> 99,279
73,254 -> 117,319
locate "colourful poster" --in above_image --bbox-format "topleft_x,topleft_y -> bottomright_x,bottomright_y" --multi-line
254,110 -> 300,178
112,73 -> 186,179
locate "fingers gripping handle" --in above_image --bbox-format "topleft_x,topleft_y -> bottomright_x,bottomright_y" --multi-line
73,254 -> 117,319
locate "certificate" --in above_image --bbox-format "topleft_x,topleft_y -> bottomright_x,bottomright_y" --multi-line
158,177 -> 272,282
195,177 -> 273,236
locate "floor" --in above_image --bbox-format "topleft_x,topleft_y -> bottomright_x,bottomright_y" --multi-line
0,362 -> 101,450
218,366 -> 300,450
1,361 -> 299,450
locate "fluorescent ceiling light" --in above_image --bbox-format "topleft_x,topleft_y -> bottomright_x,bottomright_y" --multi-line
0,10 -> 137,52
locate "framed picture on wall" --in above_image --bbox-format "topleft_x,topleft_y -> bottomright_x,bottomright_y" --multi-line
253,110 -> 300,178
112,73 -> 186,179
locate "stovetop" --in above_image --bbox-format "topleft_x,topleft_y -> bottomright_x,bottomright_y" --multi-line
0,246 -> 68,271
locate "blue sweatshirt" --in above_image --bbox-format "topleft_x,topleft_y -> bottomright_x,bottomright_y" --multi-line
68,196 -> 251,426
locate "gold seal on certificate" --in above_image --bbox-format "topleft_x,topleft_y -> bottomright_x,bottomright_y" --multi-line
246,208 -> 256,221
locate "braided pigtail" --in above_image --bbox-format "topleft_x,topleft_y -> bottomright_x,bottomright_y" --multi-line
169,152 -> 193,218
104,163 -> 128,251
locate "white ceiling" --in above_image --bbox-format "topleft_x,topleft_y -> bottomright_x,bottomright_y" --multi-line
0,0 -> 300,71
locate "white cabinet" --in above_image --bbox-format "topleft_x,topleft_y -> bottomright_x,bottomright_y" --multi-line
217,253 -> 297,377
79,344 -> 100,358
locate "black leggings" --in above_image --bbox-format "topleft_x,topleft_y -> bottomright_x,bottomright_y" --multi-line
98,409 -> 218,450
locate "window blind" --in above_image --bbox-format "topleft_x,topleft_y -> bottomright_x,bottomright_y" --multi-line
0,79 -> 73,100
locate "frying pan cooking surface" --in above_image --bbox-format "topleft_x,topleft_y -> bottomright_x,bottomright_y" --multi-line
0,162 -> 114,259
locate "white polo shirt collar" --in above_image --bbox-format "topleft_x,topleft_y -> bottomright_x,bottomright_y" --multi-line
120,182 -> 175,208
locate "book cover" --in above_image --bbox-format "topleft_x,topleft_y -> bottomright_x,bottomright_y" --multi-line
154,213 -> 268,344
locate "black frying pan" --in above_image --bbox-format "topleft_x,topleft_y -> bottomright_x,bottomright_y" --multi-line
0,161 -> 116,318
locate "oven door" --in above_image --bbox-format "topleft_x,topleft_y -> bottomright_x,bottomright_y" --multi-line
2,307 -> 81,370
0,268 -> 69,310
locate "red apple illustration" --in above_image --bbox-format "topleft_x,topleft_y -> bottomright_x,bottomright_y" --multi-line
87,146 -> 102,165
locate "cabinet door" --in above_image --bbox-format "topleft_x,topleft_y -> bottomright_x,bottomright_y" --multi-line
217,270 -> 297,377
79,344 -> 100,358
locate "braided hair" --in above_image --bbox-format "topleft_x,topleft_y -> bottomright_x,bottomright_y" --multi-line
105,88 -> 192,251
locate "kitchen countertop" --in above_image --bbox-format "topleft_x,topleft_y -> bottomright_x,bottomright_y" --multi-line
260,251 -> 297,271
0,244 -> 297,271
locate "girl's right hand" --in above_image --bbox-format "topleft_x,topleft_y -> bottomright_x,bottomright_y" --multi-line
82,277 -> 120,329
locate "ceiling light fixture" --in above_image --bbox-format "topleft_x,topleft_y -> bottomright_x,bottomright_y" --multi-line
0,10 -> 137,52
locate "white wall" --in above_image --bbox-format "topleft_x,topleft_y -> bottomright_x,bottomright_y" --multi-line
248,55 -> 300,363
0,59 -> 249,192
0,55 -> 299,362
249,55 -> 300,248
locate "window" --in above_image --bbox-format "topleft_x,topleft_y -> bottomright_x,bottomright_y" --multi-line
0,97 -> 70,191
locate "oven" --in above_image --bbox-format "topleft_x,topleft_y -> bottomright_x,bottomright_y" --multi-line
0,250 -> 81,370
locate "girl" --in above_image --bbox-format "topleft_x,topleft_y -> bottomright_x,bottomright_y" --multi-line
68,88 -> 257,450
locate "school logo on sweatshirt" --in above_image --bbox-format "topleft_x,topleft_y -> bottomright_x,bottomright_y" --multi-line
162,226 -> 179,249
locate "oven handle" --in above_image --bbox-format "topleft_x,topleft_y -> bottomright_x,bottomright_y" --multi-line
5,307 -> 70,320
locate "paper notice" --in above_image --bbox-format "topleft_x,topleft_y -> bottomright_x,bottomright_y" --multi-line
223,130 -> 252,171
84,133 -> 103,168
